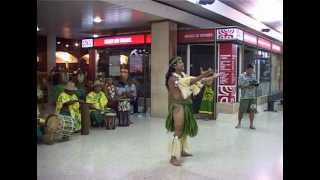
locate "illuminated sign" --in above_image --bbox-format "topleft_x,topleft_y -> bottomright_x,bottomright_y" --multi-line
146,34 -> 152,44
217,28 -> 243,41
178,29 -> 215,43
272,43 -> 282,53
243,32 -> 257,45
258,38 -> 272,50
81,39 -> 93,48
94,35 -> 145,47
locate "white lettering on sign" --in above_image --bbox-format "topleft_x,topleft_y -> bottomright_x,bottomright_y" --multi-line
120,37 -> 132,43
104,39 -> 114,44
104,37 -> 132,45
200,33 -> 212,37
81,39 -> 93,48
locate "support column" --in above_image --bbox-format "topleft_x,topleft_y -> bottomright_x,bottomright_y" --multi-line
46,34 -> 56,74
88,49 -> 97,81
150,21 -> 177,118
46,33 -> 56,104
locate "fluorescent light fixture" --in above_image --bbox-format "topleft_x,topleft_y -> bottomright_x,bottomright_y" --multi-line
93,34 -> 99,38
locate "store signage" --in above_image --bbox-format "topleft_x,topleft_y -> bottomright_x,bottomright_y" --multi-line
81,39 -> 93,48
216,28 -> 243,41
94,35 -> 145,47
243,32 -> 257,46
258,37 -> 272,50
218,43 -> 238,103
272,43 -> 281,53
145,34 -> 152,44
178,29 -> 215,43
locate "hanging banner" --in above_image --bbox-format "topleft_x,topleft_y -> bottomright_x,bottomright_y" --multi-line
218,43 -> 238,103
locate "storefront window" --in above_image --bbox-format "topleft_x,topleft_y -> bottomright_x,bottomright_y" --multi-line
256,50 -> 271,97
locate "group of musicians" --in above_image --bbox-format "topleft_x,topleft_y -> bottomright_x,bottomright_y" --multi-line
37,67 -> 135,143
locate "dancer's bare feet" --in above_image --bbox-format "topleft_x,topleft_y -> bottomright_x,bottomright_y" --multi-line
170,157 -> 182,166
181,151 -> 193,157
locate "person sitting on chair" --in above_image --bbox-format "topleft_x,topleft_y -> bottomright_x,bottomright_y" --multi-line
56,81 -> 82,132
86,80 -> 108,127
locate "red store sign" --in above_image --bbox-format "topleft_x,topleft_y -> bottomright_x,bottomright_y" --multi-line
94,35 -> 146,47
243,32 -> 257,46
272,43 -> 281,53
178,29 -> 215,43
258,37 -> 272,50
145,34 -> 152,44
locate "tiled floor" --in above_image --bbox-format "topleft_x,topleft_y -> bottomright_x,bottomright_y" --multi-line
37,110 -> 283,180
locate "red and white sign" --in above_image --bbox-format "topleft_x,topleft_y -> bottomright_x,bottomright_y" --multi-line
217,28 -> 243,41
82,39 -> 93,48
178,29 -> 215,43
218,43 -> 238,103
94,35 -> 145,47
243,32 -> 257,46
272,43 -> 282,53
258,37 -> 272,50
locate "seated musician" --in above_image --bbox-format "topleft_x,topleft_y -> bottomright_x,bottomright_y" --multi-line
56,81 -> 82,132
86,80 -> 108,127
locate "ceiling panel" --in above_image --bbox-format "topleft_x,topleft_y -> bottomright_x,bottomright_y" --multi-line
37,0 -> 164,39
218,0 -> 283,32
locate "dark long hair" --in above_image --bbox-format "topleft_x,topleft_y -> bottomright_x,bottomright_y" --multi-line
165,66 -> 176,90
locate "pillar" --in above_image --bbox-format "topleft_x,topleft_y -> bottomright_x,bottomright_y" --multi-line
88,49 -> 97,81
46,33 -> 56,104
46,34 -> 56,74
150,21 -> 177,118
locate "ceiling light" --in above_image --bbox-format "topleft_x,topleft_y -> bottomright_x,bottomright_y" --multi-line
93,34 -> 99,38
37,26 -> 40,31
65,44 -> 69,48
74,43 -> 79,47
93,16 -> 102,23
57,41 -> 61,45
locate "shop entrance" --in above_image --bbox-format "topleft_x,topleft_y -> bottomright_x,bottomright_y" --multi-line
96,45 -> 151,114
189,44 -> 215,115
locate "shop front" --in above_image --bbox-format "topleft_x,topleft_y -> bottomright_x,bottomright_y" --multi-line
81,34 -> 151,113
176,27 -> 283,115
177,29 -> 217,118
216,27 -> 282,113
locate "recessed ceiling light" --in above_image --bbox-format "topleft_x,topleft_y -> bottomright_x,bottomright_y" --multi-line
93,34 -> 99,38
37,26 -> 40,31
93,16 -> 102,23
65,44 -> 69,48
74,43 -> 79,47
57,41 -> 61,45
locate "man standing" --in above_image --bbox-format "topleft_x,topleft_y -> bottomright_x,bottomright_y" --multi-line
165,56 -> 219,166
236,64 -> 258,130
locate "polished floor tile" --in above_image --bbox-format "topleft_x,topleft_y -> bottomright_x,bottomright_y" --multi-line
38,110 -> 283,180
